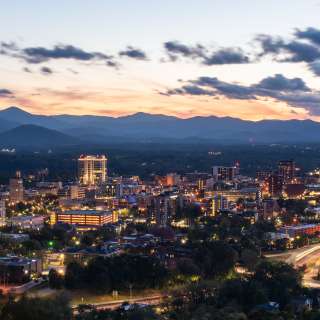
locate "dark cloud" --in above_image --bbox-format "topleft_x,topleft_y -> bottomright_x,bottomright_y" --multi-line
0,42 -> 118,67
0,89 -> 14,97
165,85 -> 215,96
119,46 -> 148,60
255,73 -> 310,91
256,34 -> 320,63
203,48 -> 249,65
164,74 -> 320,115
40,66 -> 53,75
164,41 -> 206,61
163,41 -> 250,65
309,60 -> 320,76
295,27 -> 320,46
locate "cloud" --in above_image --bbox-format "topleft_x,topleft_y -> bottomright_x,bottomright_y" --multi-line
295,27 -> 320,46
164,41 -> 205,61
0,42 -> 118,67
163,41 -> 250,65
165,85 -> 215,96
256,28 -> 320,76
203,48 -> 249,65
256,34 -> 320,63
23,67 -> 32,73
0,88 -> 14,97
255,73 -> 310,91
309,60 -> 320,76
119,46 -> 148,60
40,66 -> 53,75
164,74 -> 320,115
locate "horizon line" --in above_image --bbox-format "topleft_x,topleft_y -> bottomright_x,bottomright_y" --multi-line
0,106 -> 316,123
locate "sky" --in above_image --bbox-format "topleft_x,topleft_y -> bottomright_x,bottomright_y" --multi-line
1,0 -> 320,120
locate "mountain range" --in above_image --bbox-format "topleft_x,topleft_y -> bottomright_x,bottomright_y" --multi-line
0,106 -> 320,148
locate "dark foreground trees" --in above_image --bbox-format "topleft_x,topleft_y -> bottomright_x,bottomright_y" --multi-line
62,254 -> 168,293
0,294 -> 72,320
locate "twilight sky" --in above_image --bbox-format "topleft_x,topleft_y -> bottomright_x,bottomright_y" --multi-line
1,0 -> 320,120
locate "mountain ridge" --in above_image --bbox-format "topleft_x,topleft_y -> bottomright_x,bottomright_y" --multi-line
1,106 -> 320,145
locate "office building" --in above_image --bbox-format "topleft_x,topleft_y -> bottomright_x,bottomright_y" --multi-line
211,194 -> 228,216
78,155 -> 107,185
0,200 -> 5,226
9,171 -> 24,203
69,184 -> 86,200
266,173 -> 283,197
0,256 -> 42,284
278,160 -> 295,182
212,166 -> 237,182
51,209 -> 117,229
279,224 -> 320,238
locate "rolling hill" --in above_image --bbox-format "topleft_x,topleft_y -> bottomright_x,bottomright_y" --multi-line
0,124 -> 80,148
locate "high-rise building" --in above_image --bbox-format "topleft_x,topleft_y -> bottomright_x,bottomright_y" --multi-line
78,155 -> 107,185
9,171 -> 24,203
266,173 -> 283,197
211,194 -> 228,215
69,185 -> 86,200
212,166 -> 237,182
278,160 -> 295,182
0,200 -> 6,226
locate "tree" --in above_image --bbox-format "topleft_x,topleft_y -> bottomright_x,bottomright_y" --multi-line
252,260 -> 303,307
1,294 -> 72,320
64,261 -> 84,289
218,278 -> 268,311
48,269 -> 64,289
193,241 -> 238,278
85,256 -> 111,293
241,249 -> 259,271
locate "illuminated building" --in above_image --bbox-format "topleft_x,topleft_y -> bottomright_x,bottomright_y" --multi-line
8,215 -> 44,230
279,224 -> 320,237
266,173 -> 283,197
0,200 -> 5,226
9,171 -> 24,203
51,209 -> 117,230
69,185 -> 86,199
205,188 -> 258,202
212,166 -> 237,182
256,170 -> 272,181
78,155 -> 107,185
0,256 -> 42,285
278,160 -> 295,182
211,194 -> 228,216
165,173 -> 181,186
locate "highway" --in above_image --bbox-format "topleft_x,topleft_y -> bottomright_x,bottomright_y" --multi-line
72,294 -> 166,311
266,243 -> 320,288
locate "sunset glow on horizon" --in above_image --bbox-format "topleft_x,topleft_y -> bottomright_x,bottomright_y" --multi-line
1,1 -> 320,121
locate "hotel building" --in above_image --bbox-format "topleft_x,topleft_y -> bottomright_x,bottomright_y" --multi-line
78,155 -> 107,185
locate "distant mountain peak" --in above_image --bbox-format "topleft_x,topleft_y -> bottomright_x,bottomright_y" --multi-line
1,106 -> 31,115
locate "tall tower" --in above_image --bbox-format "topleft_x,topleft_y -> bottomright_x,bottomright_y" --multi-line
9,171 -> 24,203
78,155 -> 107,185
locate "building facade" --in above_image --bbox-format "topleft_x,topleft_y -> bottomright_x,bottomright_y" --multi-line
78,155 -> 107,185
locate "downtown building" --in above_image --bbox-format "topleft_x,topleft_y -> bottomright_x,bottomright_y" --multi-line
9,171 -> 24,203
78,155 -> 107,185
51,209 -> 118,230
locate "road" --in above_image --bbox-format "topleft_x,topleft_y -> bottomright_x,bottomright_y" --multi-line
266,243 -> 320,288
72,294 -> 166,311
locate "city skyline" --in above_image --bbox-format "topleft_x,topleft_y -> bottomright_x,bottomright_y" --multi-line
1,1 -> 320,121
